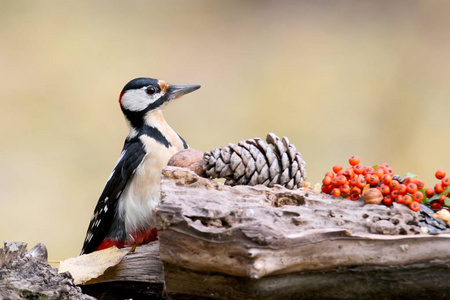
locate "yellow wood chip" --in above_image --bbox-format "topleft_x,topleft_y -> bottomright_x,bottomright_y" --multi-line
433,209 -> 450,225
58,246 -> 129,285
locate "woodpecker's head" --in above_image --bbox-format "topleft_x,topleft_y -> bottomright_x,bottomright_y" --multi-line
119,77 -> 200,128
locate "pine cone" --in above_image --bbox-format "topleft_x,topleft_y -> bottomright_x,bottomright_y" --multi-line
204,133 -> 306,189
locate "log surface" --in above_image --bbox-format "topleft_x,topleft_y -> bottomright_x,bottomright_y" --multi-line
155,166 -> 450,299
81,242 -> 164,300
85,242 -> 163,285
81,167 -> 450,299
0,241 -> 94,300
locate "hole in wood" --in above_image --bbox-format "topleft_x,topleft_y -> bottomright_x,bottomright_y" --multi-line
272,193 -> 305,207
187,216 -> 232,228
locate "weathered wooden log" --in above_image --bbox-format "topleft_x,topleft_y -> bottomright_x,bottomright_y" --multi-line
80,242 -> 164,299
155,166 -> 450,299
0,241 -> 94,300
81,166 -> 450,299
85,242 -> 163,284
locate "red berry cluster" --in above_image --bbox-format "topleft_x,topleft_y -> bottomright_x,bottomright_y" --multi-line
321,156 -> 450,212
425,169 -> 450,210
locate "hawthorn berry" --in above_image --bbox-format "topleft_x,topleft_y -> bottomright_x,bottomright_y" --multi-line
381,174 -> 392,185
404,177 -> 415,185
331,188 -> 341,197
397,184 -> 407,195
442,176 -> 450,187
389,180 -> 400,191
406,183 -> 418,194
409,201 -> 420,212
390,190 -> 399,200
322,185 -> 333,194
355,177 -> 367,189
336,175 -> 348,186
377,165 -> 387,173
350,187 -> 361,199
415,178 -> 425,190
383,195 -> 393,206
431,202 -> 443,210
323,176 -> 332,186
365,175 -> 379,186
435,183 -> 445,194
435,169 -> 446,180
336,170 -> 346,177
363,166 -> 374,176
396,195 -> 404,204
403,195 -> 413,205
333,165 -> 343,173
413,191 -> 424,202
325,171 -> 335,179
373,168 -> 384,179
380,184 -> 390,196
331,178 -> 339,187
353,164 -> 364,175
340,184 -> 351,194
348,156 -> 360,166
385,168 -> 394,176
425,187 -> 435,198
343,168 -> 355,179
438,194 -> 446,205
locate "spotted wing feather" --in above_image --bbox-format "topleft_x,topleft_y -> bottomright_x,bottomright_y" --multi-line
80,139 -> 146,254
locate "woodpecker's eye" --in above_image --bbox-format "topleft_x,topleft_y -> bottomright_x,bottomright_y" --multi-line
146,86 -> 156,95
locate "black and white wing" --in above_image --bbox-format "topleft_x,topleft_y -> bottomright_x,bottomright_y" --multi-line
80,139 -> 146,254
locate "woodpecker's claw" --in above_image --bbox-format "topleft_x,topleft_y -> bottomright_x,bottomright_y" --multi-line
129,234 -> 137,253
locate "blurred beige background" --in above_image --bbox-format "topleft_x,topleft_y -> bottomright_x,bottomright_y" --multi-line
1,1 -> 449,260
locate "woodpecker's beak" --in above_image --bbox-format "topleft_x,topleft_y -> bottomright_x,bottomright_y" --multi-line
166,84 -> 201,100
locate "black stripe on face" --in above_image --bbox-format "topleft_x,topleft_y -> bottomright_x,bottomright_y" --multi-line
121,96 -> 167,128
140,125 -> 171,148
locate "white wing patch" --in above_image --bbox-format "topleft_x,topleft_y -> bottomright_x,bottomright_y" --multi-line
84,150 -> 128,248
110,150 -> 127,180
103,150 -> 127,190
106,170 -> 115,184
85,232 -> 93,242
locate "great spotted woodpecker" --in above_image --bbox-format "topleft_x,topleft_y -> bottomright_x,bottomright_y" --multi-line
80,77 -> 200,255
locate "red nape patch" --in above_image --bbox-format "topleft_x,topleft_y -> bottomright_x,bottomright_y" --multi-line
118,91 -> 125,104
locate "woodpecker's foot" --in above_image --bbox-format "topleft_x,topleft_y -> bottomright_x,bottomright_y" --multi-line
129,234 -> 137,253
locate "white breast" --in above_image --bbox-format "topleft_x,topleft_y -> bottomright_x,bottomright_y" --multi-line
118,111 -> 186,235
